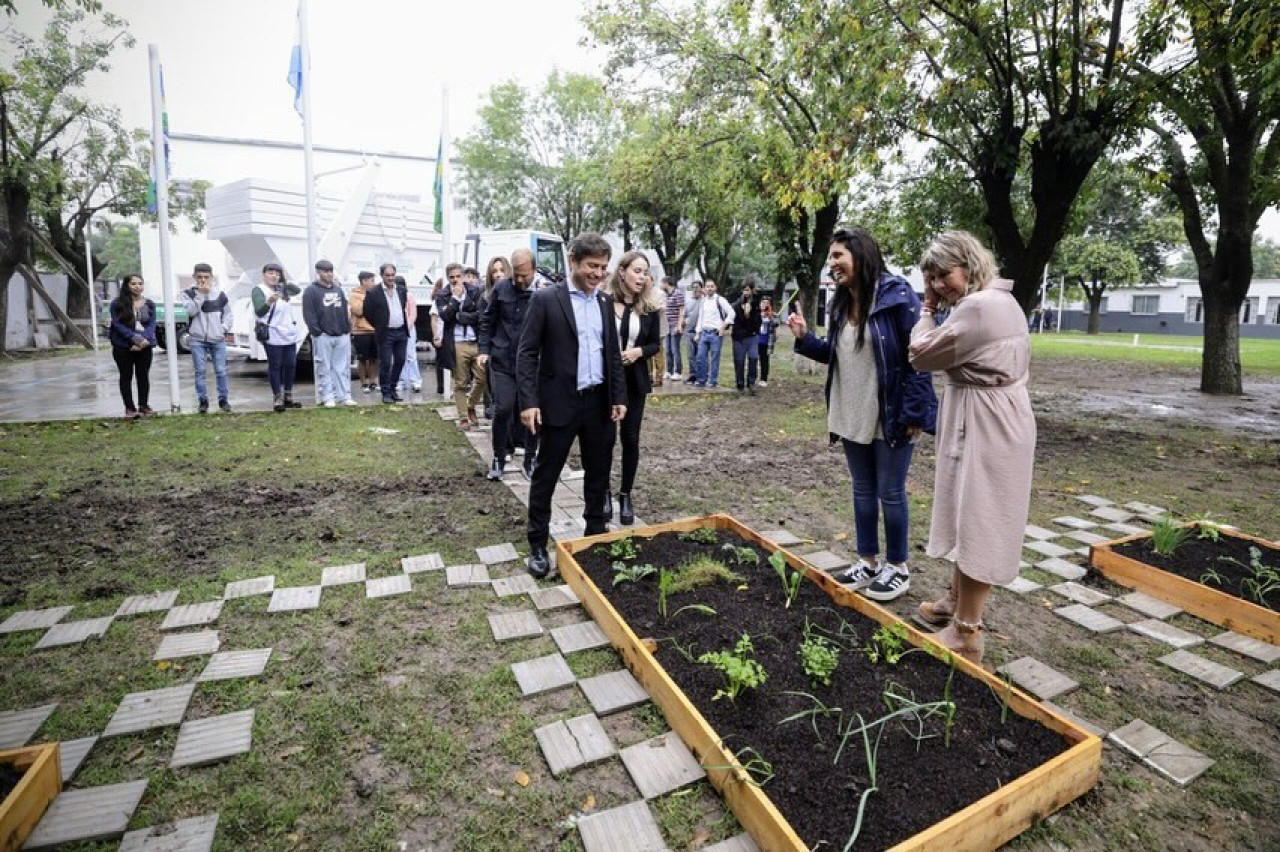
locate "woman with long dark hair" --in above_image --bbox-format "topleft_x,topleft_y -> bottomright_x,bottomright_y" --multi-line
108,273 -> 157,419
757,296 -> 778,387
788,228 -> 937,601
602,251 -> 661,526
251,262 -> 303,412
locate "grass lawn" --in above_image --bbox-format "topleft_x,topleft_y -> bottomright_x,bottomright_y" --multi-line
1031,331 -> 1280,374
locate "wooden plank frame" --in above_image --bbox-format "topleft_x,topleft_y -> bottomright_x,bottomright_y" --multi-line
556,514 -> 1101,852
0,742 -> 60,852
1091,523 -> 1279,645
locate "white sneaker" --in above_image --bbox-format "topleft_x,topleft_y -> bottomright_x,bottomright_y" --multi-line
324,399 -> 336,408
341,398 -> 358,406
513,447 -> 525,456
834,559 -> 879,591
758,380 -> 768,387
864,563 -> 911,602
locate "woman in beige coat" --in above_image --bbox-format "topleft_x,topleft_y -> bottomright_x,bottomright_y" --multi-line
908,231 -> 1036,664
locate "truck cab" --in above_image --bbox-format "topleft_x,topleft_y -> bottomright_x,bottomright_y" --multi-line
460,230 -> 567,284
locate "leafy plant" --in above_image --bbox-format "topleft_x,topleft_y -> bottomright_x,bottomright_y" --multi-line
863,623 -> 910,665
1218,546 -> 1280,608
798,618 -> 840,687
608,535 -> 641,561
662,637 -> 699,662
720,542 -> 759,567
657,568 -> 676,619
611,562 -> 657,586
669,555 -> 744,593
1150,516 -> 1191,557
1195,519 -> 1223,543
678,527 -> 718,545
1199,565 -> 1228,587
769,550 -> 803,608
698,634 -> 768,701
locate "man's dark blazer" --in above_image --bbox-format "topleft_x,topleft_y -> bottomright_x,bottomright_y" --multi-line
362,283 -> 408,339
620,307 -> 661,395
516,282 -> 627,428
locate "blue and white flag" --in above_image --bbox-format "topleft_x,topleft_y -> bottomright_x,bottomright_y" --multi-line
286,4 -> 305,118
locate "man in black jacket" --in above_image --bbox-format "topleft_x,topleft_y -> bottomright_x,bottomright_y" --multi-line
517,233 -> 627,578
479,248 -> 539,481
731,280 -> 763,394
438,263 -> 487,427
363,263 -> 409,403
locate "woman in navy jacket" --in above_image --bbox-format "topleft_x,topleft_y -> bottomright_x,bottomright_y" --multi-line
108,273 -> 158,419
788,228 -> 937,601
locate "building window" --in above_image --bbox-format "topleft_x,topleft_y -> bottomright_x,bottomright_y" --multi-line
1131,295 -> 1159,315
1266,297 -> 1280,325
1240,297 -> 1258,324
1098,297 -> 1108,315
1186,298 -> 1203,323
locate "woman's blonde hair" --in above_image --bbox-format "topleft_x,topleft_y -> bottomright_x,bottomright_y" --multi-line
604,250 -> 662,314
919,231 -> 998,297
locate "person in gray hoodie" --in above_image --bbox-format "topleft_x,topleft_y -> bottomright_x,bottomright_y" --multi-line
302,259 -> 356,407
180,262 -> 233,413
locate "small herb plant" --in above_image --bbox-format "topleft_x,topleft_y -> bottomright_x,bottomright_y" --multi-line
699,634 -> 768,701
720,542 -> 759,567
608,535 -> 641,562
679,527 -> 719,545
778,691 -> 843,743
657,568 -> 676,619
701,746 -> 775,788
798,618 -> 840,687
611,562 -> 657,586
863,623 -> 910,665
769,550 -> 803,608
1150,516 -> 1190,557
1195,519 -> 1222,542
670,603 -> 717,620
1217,546 -> 1280,608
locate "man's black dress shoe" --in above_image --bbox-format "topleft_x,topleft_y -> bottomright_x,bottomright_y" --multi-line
619,492 -> 634,526
527,545 -> 551,579
583,523 -> 608,537
603,492 -> 613,523
522,455 -> 536,481
486,458 -> 505,481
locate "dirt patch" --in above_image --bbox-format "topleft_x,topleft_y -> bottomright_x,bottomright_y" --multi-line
0,762 -> 23,802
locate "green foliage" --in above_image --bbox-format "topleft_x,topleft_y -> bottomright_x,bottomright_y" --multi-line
669,555 -> 743,593
798,634 -> 840,687
698,634 -> 768,702
1196,521 -> 1223,543
657,568 -> 676,620
1150,517 -> 1191,557
1217,546 -> 1279,609
720,543 -> 759,568
677,527 -> 718,545
778,691 -> 843,743
611,562 -> 657,586
769,550 -> 802,608
701,745 -> 774,788
863,623 -> 910,665
608,535 -> 641,562
669,603 -> 717,620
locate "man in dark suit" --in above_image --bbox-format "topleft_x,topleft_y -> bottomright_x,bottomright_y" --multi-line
517,233 -> 627,578
363,262 -> 409,403
479,247 -> 540,481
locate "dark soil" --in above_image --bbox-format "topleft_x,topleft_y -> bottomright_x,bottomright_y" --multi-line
1111,533 -> 1279,611
0,762 -> 23,802
576,528 -> 1071,851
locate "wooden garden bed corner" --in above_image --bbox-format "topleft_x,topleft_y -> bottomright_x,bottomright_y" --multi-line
0,742 -> 60,852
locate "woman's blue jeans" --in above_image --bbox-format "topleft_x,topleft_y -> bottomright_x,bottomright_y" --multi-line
841,438 -> 914,565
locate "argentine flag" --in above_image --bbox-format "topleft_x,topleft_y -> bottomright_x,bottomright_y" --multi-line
286,4 -> 305,118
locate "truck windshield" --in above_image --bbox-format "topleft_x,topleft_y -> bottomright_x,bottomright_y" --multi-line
535,237 -> 565,282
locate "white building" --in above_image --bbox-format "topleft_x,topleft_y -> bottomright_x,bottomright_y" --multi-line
1059,279 -> 1280,339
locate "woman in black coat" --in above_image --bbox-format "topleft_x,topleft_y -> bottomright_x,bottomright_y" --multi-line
603,251 -> 662,525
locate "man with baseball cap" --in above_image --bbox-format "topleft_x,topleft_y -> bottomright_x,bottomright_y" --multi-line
303,260 -> 356,407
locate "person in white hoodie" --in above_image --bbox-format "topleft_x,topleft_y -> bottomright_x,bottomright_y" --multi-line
181,262 -> 234,413
252,262 -> 303,412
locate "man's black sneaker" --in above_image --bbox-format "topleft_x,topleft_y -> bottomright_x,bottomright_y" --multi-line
863,563 -> 911,602
198,398 -> 209,414
527,545 -> 551,579
487,458 -> 505,481
218,399 -> 232,412
522,455 -> 536,481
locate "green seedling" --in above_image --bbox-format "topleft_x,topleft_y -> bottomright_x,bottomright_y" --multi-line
701,745 -> 774,788
657,568 -> 676,619
669,555 -> 744,593
1150,516 -> 1190,557
863,623 -> 910,665
798,617 -> 840,686
662,637 -> 699,662
1196,519 -> 1223,542
699,633 -> 768,701
778,691 -> 843,743
608,535 -> 641,561
678,527 -> 718,545
611,562 -> 657,586
720,543 -> 760,567
1218,546 -> 1280,608
670,603 -> 717,620
769,550 -> 803,608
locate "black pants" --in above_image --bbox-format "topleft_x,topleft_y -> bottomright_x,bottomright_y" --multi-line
527,387 -> 615,548
490,368 -> 539,463
618,381 -> 647,493
376,327 -> 408,397
264,343 -> 297,396
112,346 -> 152,410
758,342 -> 771,382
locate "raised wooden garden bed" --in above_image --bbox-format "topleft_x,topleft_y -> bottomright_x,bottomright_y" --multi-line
557,514 -> 1100,851
0,742 -> 60,852
1091,523 -> 1279,645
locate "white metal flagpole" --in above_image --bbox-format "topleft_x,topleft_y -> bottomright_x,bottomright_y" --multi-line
300,0 -> 317,277
83,220 -> 99,350
1057,276 -> 1065,332
148,45 -> 181,412
440,83 -> 452,265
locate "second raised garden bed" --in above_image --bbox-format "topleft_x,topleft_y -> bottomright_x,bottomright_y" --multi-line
1,742 -> 60,852
557,514 -> 1100,851
1091,522 -> 1278,645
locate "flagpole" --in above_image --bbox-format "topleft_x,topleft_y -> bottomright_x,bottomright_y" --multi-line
83,218 -> 99,351
149,45 -> 181,412
299,0 -> 317,277
440,83 -> 452,265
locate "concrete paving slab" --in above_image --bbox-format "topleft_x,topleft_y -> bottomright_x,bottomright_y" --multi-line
802,550 -> 852,572
1158,649 -> 1244,689
116,591 -> 179,617
579,669 -> 650,715
1124,501 -> 1168,516
159,601 -> 222,631
620,731 -> 706,799
511,653 -> 577,696
0,703 -> 57,748
34,616 -> 113,649
0,606 -> 74,634
267,585 -> 321,612
401,552 -> 445,573
1024,539 -> 1074,558
170,709 -> 255,769
704,836 -> 760,852
561,468 -> 585,481
760,529 -> 805,547
492,573 -> 540,598
1104,522 -> 1149,537
998,657 -> 1078,700
1118,591 -> 1182,620
477,543 -> 521,565
577,800 -> 667,852
1048,582 -> 1112,606
1055,604 -> 1126,633
1138,513 -> 1171,525
1075,494 -> 1114,507
1127,619 -> 1204,648
366,574 -> 412,599
154,630 -> 221,661
1041,701 -> 1106,738
1065,530 -> 1110,545
1052,516 -> 1098,530
534,713 -> 616,775
531,584 -> 580,611
102,684 -> 196,738
437,405 -> 459,420
197,648 -> 272,683
552,621 -> 611,655
1208,632 -> 1280,664
321,563 -> 366,586
446,564 -> 492,588
1035,557 -> 1087,581
1090,506 -> 1135,523
1252,669 -> 1280,693
119,813 -> 220,852
22,779 -> 148,850
1108,719 -> 1213,786
1024,524 -> 1059,540
550,518 -> 587,540
1001,576 -> 1043,594
57,736 -> 98,783
488,610 -> 544,642
222,576 -> 275,600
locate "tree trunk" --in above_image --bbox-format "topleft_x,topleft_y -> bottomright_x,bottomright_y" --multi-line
1086,292 -> 1103,335
0,178 -> 34,354
1200,292 -> 1242,395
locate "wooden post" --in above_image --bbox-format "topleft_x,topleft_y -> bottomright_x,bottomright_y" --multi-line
15,265 -> 92,348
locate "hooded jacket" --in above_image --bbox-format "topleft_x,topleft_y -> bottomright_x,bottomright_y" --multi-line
180,286 -> 232,343
794,272 -> 938,449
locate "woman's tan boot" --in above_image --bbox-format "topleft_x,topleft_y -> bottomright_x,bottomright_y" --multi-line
928,617 -> 985,665
915,589 -> 957,627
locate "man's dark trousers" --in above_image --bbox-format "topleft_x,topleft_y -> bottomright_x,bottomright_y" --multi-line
527,385 -> 614,547
377,327 -> 408,396
491,367 -> 539,462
